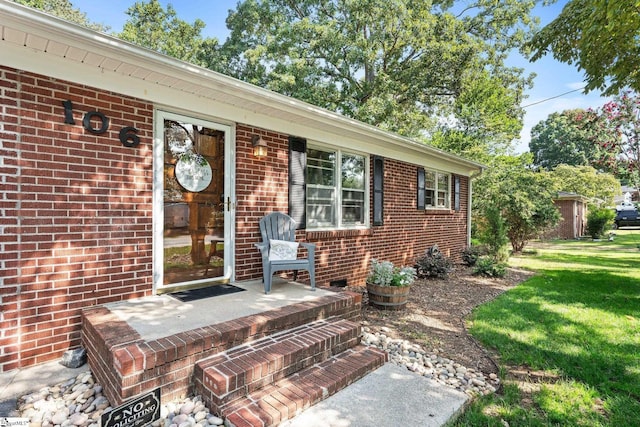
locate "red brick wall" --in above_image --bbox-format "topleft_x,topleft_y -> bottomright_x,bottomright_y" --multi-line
547,199 -> 586,239
0,67 -> 154,372
234,124 -> 470,287
0,68 -> 470,373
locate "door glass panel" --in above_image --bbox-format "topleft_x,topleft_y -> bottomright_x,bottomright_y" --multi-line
163,119 -> 225,286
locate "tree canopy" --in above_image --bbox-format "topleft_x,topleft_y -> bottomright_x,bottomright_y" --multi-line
528,0 -> 640,95
589,91 -> 640,191
117,0 -> 219,66
13,0 -> 109,32
16,0 -> 538,161
550,165 -> 620,205
218,0 -> 537,156
529,109 -> 602,170
473,154 -> 560,252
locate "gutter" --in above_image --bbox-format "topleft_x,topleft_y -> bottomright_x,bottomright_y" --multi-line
467,168 -> 485,247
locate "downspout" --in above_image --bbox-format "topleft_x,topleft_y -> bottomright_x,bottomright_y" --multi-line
467,168 -> 485,247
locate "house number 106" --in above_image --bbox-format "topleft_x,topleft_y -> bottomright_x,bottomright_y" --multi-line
62,99 -> 140,148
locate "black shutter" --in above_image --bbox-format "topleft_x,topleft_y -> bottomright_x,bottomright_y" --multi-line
288,136 -> 307,229
373,156 -> 384,226
417,167 -> 425,210
454,176 -> 461,212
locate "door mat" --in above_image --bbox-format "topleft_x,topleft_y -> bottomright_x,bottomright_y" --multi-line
169,284 -> 246,302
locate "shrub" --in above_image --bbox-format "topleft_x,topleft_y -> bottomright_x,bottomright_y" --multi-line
415,245 -> 453,279
367,259 -> 417,287
478,205 -> 510,262
473,257 -> 507,278
461,246 -> 483,266
586,207 -> 616,239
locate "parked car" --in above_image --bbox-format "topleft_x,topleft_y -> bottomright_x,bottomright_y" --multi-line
614,209 -> 640,228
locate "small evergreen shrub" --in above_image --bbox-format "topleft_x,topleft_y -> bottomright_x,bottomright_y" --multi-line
461,246 -> 482,266
473,256 -> 507,278
415,245 -> 453,279
586,207 -> 616,239
479,205 -> 510,262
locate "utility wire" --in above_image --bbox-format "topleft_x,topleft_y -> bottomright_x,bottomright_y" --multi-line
522,86 -> 586,109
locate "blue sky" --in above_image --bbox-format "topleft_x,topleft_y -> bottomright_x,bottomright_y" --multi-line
71,0 -> 610,153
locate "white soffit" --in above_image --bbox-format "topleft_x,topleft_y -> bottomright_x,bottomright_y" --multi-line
0,0 -> 484,176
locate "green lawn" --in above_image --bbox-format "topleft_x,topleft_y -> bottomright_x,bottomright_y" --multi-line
453,229 -> 640,427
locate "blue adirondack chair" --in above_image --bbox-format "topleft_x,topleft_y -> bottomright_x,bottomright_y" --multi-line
255,212 -> 316,294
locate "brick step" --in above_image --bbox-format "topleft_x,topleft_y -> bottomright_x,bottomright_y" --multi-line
221,345 -> 387,427
194,318 -> 361,412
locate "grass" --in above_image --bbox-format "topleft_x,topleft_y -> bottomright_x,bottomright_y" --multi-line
452,229 -> 640,427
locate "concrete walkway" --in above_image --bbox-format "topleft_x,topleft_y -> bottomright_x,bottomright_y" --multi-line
283,363 -> 469,427
0,360 -> 88,416
0,359 -> 469,425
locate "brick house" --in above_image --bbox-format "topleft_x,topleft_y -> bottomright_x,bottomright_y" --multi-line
0,1 -> 483,378
548,192 -> 588,240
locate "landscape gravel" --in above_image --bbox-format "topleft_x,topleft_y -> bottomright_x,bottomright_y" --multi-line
9,322 -> 498,426
360,323 -> 500,396
13,371 -> 224,427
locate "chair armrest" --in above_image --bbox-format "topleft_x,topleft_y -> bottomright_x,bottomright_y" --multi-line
299,242 -> 316,259
255,242 -> 269,259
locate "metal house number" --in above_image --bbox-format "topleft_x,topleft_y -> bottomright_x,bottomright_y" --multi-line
62,99 -> 140,147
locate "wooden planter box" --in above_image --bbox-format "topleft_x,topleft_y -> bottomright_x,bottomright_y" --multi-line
366,282 -> 410,311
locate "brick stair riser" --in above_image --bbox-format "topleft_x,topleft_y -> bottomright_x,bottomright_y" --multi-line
194,319 -> 360,411
81,291 -> 362,405
222,346 -> 387,427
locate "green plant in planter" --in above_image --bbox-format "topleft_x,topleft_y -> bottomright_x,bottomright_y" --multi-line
367,259 -> 417,287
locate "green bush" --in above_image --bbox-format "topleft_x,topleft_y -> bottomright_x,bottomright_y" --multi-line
415,245 -> 453,279
479,205 -> 510,262
586,207 -> 616,239
473,257 -> 507,278
461,246 -> 483,266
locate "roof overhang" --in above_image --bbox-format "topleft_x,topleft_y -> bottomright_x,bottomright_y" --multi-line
0,0 -> 484,176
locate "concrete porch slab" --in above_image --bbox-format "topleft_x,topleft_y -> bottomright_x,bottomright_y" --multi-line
106,279 -> 331,341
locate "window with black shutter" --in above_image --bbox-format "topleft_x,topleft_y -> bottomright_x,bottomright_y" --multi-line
288,137 -> 307,229
373,156 -> 384,225
417,167 -> 425,210
454,176 -> 461,212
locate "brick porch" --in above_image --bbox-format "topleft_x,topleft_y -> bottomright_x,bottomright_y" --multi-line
81,285 -> 386,426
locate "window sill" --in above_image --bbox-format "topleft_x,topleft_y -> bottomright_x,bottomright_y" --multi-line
425,208 -> 454,215
306,228 -> 373,240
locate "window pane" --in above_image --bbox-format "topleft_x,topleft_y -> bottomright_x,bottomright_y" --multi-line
307,187 -> 336,227
342,189 -> 365,224
342,154 -> 365,190
437,173 -> 448,188
425,171 -> 436,189
308,149 -> 335,186
437,191 -> 447,207
425,189 -> 435,207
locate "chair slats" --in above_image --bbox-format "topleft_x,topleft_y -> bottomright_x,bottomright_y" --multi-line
255,212 -> 316,294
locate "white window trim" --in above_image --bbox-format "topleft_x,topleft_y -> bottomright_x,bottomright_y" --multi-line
306,143 -> 370,230
425,169 -> 451,210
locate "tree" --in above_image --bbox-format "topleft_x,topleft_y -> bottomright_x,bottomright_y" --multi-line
220,0 -> 536,147
529,109 -> 602,170
528,0 -> 640,95
431,69 -> 530,163
118,0 -> 219,66
13,0 -> 109,32
474,154 -> 561,253
589,92 -> 640,193
550,165 -> 620,206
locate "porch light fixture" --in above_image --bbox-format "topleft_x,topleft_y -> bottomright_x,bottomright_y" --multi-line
251,135 -> 268,158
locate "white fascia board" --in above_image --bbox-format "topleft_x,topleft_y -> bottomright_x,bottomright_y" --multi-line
0,1 -> 484,176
